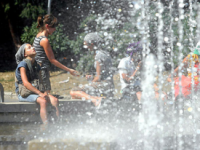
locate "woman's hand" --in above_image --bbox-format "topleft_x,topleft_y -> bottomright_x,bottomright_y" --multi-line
69,69 -> 80,76
167,77 -> 172,82
167,74 -> 172,82
39,92 -> 49,100
86,75 -> 93,81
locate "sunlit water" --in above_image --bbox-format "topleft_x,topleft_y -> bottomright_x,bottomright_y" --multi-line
3,0 -> 200,150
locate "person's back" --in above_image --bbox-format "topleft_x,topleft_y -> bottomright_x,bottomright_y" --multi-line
95,50 -> 113,81
33,35 -> 50,69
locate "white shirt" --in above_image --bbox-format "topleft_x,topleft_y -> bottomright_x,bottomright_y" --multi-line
118,56 -> 135,90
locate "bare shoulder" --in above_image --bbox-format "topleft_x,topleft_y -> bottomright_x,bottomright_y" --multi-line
40,38 -> 50,45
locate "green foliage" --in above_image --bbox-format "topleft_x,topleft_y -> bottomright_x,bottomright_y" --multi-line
21,22 -> 38,44
76,54 -> 95,74
21,23 -> 71,59
48,24 -> 71,58
20,3 -> 45,19
20,1 -> 199,74
68,11 -> 142,73
4,4 -> 10,13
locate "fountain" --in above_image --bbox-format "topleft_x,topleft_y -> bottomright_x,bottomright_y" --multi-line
2,0 -> 200,149
27,0 -> 200,149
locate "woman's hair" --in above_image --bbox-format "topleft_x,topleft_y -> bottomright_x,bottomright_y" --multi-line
84,32 -> 104,49
37,14 -> 58,31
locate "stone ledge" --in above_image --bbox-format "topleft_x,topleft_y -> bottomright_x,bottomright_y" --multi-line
28,138 -> 114,150
4,92 -> 72,101
0,98 -> 101,122
0,99 -> 94,113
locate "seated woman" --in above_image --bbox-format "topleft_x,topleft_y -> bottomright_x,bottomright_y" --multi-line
15,43 -> 59,126
168,43 -> 200,98
70,33 -> 114,107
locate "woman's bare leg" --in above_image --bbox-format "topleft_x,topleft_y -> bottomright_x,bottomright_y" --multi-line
136,92 -> 142,100
36,97 -> 48,124
70,91 -> 102,106
48,94 -> 59,118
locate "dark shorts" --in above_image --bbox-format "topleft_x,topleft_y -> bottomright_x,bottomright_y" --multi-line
122,80 -> 141,97
40,68 -> 51,92
71,80 -> 114,97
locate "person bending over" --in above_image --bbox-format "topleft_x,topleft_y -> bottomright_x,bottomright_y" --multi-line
33,14 -> 79,96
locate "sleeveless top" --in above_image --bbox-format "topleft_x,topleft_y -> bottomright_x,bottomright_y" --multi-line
33,36 -> 50,69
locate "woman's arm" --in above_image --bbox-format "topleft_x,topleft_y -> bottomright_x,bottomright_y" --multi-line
121,67 -> 140,82
40,38 -> 79,76
93,61 -> 101,82
122,61 -> 141,82
20,67 -> 41,94
20,67 -> 47,98
173,56 -> 188,75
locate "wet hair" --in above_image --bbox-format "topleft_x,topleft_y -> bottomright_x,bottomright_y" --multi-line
37,14 -> 58,31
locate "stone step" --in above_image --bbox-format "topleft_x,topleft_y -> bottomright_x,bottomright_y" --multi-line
0,99 -> 95,113
0,99 -> 112,123
28,138 -> 114,150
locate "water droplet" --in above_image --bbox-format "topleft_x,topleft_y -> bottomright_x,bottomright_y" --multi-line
175,18 -> 179,21
104,32 -> 108,36
164,37 -> 169,42
155,13 -> 159,17
188,107 -> 192,112
177,42 -> 181,46
167,48 -> 171,52
83,45 -> 88,49
179,3 -> 184,8
135,3 -> 141,9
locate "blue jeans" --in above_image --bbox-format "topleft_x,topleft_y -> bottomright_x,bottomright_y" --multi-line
18,94 -> 39,102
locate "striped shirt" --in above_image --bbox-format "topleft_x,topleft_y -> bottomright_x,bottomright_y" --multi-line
33,36 -> 50,69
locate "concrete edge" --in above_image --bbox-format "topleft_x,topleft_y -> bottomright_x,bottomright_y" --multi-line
4,91 -> 71,100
